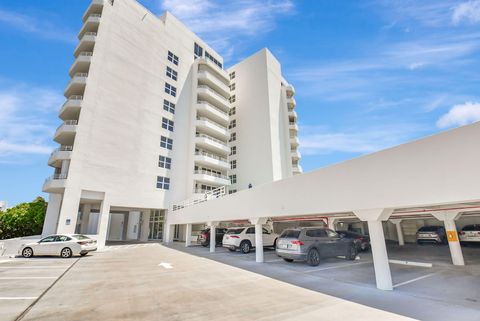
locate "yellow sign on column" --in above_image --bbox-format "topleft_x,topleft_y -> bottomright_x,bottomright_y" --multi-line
447,231 -> 458,242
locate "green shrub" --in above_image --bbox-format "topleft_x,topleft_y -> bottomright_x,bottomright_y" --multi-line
0,197 -> 47,239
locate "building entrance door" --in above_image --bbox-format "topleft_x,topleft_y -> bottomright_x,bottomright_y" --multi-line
108,213 -> 125,241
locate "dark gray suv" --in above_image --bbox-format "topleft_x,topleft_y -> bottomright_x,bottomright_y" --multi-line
276,227 -> 357,266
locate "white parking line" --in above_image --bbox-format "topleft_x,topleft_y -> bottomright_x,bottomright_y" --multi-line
389,259 -> 433,268
0,260 -> 13,264
393,273 -> 436,288
303,261 -> 371,273
0,297 -> 38,300
0,266 -> 69,269
0,277 -> 57,280
265,259 -> 284,263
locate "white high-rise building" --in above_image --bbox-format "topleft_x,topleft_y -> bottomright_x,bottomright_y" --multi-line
41,0 -> 300,247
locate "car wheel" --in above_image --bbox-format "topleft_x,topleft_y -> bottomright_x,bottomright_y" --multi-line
240,240 -> 251,254
201,242 -> 208,247
346,245 -> 357,260
273,238 -> 277,249
306,248 -> 320,266
22,247 -> 33,258
60,247 -> 72,258
80,253 -> 87,257
283,258 -> 294,263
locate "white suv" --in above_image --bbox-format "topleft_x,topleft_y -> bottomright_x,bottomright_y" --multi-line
222,226 -> 278,253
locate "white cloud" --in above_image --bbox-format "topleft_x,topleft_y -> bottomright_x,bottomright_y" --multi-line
0,85 -> 63,160
299,124 -> 427,155
436,101 -> 480,128
452,0 -> 480,24
158,0 -> 294,61
0,9 -> 76,43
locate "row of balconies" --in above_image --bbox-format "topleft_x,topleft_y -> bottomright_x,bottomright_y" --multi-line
196,116 -> 228,140
194,170 -> 230,186
194,151 -> 229,171
197,85 -> 230,112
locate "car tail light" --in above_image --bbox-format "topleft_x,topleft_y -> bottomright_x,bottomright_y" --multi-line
291,240 -> 304,245
229,235 -> 240,238
77,241 -> 88,245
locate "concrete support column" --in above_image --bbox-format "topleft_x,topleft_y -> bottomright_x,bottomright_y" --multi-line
42,193 -> 63,237
209,224 -> 216,253
249,217 -> 268,263
139,211 -> 150,242
185,224 -> 192,247
390,219 -> 404,246
56,188 -> 81,235
354,208 -> 393,291
164,224 -> 174,244
432,211 -> 464,266
80,204 -> 92,234
96,197 -> 111,249
327,218 -> 337,230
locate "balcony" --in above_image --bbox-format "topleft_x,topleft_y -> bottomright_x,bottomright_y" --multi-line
59,96 -> 83,120
82,0 -> 104,22
290,136 -> 300,147
293,164 -> 303,174
197,70 -> 230,98
194,170 -> 230,186
288,109 -> 297,120
69,52 -> 93,77
194,151 -> 230,171
197,85 -> 230,111
286,84 -> 295,98
289,122 -> 299,132
42,173 -> 68,193
74,32 -> 97,57
48,146 -> 73,168
195,134 -> 230,156
291,149 -> 301,160
196,116 -> 229,140
64,73 -> 88,98
54,120 -> 78,145
287,97 -> 296,109
196,101 -> 229,126
78,14 -> 101,39
197,58 -> 229,82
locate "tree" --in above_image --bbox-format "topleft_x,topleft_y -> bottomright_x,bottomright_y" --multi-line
0,197 -> 47,239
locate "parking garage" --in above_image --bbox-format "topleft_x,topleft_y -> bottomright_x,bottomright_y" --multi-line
165,122 -> 480,292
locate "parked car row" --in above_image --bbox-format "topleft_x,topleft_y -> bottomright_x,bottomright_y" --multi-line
415,224 -> 480,245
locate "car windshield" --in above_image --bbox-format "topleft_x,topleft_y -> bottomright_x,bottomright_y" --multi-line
463,225 -> 480,231
72,234 -> 90,240
418,226 -> 441,232
280,230 -> 301,238
226,228 -> 244,235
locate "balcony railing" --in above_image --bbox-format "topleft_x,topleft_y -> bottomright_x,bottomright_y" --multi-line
56,120 -> 78,131
196,116 -> 228,132
194,170 -> 229,180
195,151 -> 227,163
197,100 -> 228,116
78,51 -> 93,57
45,173 -> 68,182
50,145 -> 73,156
89,14 -> 102,18
197,85 -> 230,106
195,133 -> 228,146
172,186 -> 226,211
84,32 -> 97,37
68,95 -> 83,100
73,72 -> 88,78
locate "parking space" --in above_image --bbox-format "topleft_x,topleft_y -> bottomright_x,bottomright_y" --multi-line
0,257 -> 78,321
168,241 -> 480,321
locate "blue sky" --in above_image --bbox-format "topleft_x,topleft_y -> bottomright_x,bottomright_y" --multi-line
0,0 -> 479,206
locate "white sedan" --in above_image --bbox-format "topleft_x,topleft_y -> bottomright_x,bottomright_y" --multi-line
222,226 -> 279,253
18,234 -> 97,258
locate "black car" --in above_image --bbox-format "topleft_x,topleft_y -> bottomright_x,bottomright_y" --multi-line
198,227 -> 227,247
336,230 -> 370,251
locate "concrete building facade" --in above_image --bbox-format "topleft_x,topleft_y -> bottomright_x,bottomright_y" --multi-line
41,0 -> 300,247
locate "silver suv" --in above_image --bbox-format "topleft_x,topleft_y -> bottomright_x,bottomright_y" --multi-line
275,227 -> 357,266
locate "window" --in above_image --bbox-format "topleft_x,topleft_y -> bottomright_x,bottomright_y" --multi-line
160,136 -> 173,150
326,229 -> 338,238
164,83 -> 177,97
167,51 -> 179,65
40,236 -> 56,243
306,229 -> 327,238
229,119 -> 236,129
163,99 -> 175,114
156,176 -> 170,190
228,189 -> 237,194
56,235 -> 71,242
229,107 -> 236,116
229,132 -> 236,142
229,95 -> 236,103
205,51 -> 222,68
158,156 -> 172,169
229,174 -> 237,184
166,66 -> 178,81
162,117 -> 174,131
194,42 -> 203,58
230,160 -> 237,169
246,227 -> 255,234
229,83 -> 235,91
230,146 -> 236,156
229,71 -> 235,80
